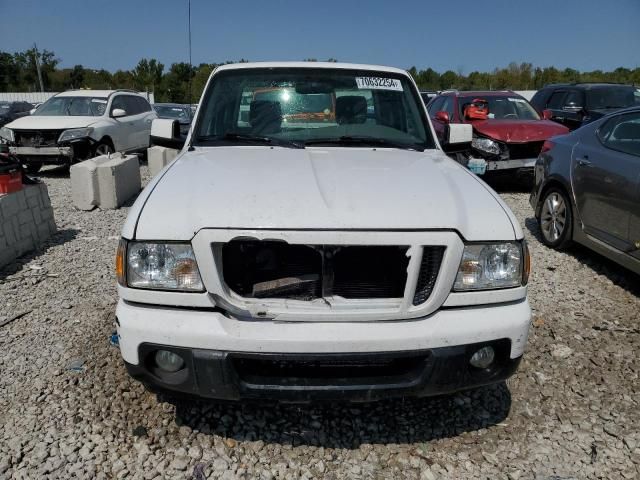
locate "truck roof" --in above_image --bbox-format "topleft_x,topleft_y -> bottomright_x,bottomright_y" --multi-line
214,61 -> 408,75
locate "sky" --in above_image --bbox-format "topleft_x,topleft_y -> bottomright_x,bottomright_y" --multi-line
1,0 -> 639,73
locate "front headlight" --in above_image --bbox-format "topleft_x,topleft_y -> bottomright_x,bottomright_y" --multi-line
454,242 -> 528,291
118,240 -> 204,291
471,136 -> 501,155
0,126 -> 14,142
58,127 -> 93,143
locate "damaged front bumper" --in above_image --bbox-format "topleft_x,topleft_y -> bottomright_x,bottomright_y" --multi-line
9,137 -> 97,164
116,297 -> 531,402
125,341 -> 522,403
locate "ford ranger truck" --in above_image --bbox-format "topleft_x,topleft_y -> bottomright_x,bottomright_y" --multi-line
115,62 -> 531,402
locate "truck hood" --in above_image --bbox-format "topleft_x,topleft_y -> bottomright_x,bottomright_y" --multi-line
133,147 -> 517,241
5,115 -> 98,130
472,119 -> 568,143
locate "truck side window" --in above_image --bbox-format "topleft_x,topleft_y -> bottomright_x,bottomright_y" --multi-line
547,91 -> 567,109
563,91 -> 584,109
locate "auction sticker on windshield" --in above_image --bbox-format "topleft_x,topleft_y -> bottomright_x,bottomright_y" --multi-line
356,77 -> 403,91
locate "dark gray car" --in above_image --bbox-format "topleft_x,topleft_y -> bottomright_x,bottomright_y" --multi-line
530,106 -> 640,275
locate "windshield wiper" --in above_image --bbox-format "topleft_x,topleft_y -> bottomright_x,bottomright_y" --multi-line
304,136 -> 424,151
195,132 -> 304,149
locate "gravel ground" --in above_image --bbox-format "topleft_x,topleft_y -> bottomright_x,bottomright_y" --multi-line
1,167 -> 639,480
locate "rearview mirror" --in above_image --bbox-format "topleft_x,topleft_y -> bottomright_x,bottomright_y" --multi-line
542,109 -> 553,120
150,118 -> 185,150
435,111 -> 450,123
112,108 -> 127,118
447,123 -> 473,145
295,82 -> 334,94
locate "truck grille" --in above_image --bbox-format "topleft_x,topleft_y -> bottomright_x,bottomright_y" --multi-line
221,240 -> 410,300
14,130 -> 64,147
507,141 -> 544,160
413,247 -> 446,305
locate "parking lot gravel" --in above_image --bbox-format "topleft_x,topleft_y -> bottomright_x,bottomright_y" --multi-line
1,167 -> 639,480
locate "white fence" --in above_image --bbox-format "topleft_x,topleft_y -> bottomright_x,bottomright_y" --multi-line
0,91 -> 155,104
0,92 -> 57,103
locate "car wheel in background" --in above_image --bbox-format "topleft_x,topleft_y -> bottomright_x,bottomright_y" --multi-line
25,162 -> 42,174
539,187 -> 573,249
94,141 -> 114,157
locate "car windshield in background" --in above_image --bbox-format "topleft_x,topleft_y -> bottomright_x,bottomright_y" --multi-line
459,96 -> 540,120
35,96 -> 108,116
154,105 -> 191,121
586,87 -> 639,109
194,68 -> 434,150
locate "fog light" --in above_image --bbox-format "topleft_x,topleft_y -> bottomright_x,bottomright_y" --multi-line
154,350 -> 185,372
470,346 -> 495,369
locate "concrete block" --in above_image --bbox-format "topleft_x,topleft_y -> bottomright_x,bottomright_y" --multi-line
95,153 -> 141,209
18,210 -> 33,225
70,156 -> 112,211
16,189 -> 27,210
1,192 -> 20,218
148,146 -> 179,177
0,182 -> 55,269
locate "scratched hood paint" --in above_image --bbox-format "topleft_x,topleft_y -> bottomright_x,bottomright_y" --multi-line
472,119 -> 569,143
132,146 -> 517,241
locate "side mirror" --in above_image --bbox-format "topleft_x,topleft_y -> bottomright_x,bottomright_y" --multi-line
447,123 -> 473,145
435,111 -> 450,123
542,109 -> 553,120
150,118 -> 185,149
112,108 -> 127,118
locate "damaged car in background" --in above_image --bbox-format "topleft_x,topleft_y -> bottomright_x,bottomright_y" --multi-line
0,90 -> 156,173
115,62 -> 531,403
427,90 -> 569,177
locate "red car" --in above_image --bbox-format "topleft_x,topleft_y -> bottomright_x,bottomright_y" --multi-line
427,90 -> 569,175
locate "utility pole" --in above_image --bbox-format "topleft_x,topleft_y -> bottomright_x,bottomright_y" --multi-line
33,43 -> 44,92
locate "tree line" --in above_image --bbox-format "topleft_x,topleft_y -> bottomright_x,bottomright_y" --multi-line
1,48 -> 638,103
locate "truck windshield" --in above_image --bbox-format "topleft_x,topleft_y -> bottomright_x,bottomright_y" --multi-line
194,68 -> 435,150
459,96 -> 540,120
35,96 -> 108,116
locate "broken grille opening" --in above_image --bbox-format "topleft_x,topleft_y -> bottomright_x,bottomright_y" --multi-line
14,130 -> 64,147
221,240 -> 409,301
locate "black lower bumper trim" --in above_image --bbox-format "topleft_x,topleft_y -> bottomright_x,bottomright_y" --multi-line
124,340 -> 521,403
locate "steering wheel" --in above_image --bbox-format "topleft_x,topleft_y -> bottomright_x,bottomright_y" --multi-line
503,113 -> 517,119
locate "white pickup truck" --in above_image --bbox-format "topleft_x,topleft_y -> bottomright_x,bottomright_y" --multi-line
115,62 -> 531,402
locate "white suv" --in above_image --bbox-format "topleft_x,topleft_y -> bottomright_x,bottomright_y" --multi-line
115,62 -> 531,403
0,90 -> 157,172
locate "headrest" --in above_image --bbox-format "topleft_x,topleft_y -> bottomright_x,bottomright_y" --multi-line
336,96 -> 367,124
249,100 -> 282,134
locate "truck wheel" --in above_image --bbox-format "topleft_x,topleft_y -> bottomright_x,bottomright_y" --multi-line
539,187 -> 573,250
94,142 -> 114,157
25,162 -> 42,174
